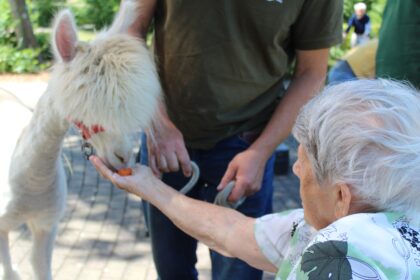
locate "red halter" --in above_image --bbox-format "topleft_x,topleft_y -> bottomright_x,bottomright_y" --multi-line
73,120 -> 105,140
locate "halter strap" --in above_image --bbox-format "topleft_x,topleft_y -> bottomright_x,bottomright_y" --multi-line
73,120 -> 105,140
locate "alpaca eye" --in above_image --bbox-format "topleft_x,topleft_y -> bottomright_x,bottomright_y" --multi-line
82,67 -> 89,74
94,58 -> 101,66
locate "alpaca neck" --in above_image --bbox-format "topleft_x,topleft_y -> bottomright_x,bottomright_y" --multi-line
11,91 -> 69,192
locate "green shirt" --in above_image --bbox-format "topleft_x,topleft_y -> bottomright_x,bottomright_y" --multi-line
376,0 -> 420,88
154,0 -> 343,149
255,210 -> 420,279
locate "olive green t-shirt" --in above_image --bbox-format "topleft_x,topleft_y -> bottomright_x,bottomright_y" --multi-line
154,0 -> 343,149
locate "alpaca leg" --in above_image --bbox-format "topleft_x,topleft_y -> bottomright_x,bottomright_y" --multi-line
0,231 -> 20,280
28,223 -> 57,280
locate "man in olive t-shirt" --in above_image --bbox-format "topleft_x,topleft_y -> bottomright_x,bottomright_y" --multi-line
129,0 -> 342,279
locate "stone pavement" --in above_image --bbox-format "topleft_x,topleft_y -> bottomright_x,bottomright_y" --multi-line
1,79 -> 301,280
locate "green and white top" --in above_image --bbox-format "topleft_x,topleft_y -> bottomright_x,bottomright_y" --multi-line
255,209 -> 420,279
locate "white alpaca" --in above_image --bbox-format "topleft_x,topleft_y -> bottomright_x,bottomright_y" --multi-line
0,1 -> 161,279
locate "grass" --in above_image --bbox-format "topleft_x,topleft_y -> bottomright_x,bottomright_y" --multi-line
78,30 -> 96,41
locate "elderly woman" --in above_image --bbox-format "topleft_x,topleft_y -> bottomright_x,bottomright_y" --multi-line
91,79 -> 420,279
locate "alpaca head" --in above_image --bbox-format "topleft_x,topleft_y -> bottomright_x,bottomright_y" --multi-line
48,1 -> 161,169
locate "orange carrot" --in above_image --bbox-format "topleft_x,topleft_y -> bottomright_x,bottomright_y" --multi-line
118,168 -> 132,176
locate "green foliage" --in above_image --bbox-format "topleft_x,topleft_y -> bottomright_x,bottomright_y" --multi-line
35,31 -> 52,61
70,0 -> 120,30
77,30 -> 96,41
0,0 -> 17,46
0,0 -> 52,73
29,0 -> 66,27
0,45 -> 50,73
368,0 -> 387,36
328,46 -> 346,68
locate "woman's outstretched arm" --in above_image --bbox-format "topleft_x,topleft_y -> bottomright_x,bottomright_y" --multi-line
90,156 -> 277,272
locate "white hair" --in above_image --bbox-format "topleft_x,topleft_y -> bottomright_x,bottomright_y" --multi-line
49,0 -> 161,137
293,79 -> 420,217
354,2 -> 367,11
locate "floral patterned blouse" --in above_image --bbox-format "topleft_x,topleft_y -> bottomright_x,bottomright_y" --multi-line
255,209 -> 420,279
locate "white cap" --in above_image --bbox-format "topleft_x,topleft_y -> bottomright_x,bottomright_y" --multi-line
354,2 -> 367,11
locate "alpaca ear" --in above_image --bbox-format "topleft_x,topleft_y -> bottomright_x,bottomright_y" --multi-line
107,0 -> 138,34
52,9 -> 78,62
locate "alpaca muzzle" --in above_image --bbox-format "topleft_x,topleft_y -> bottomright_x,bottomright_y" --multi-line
71,120 -> 105,159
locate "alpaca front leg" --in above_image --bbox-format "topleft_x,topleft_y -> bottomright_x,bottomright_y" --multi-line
0,231 -> 20,280
28,224 -> 57,280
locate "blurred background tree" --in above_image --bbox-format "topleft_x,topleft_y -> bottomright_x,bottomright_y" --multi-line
0,0 -> 120,73
0,0 -> 387,74
32,0 -> 66,27
73,0 -> 120,30
7,0 -> 37,48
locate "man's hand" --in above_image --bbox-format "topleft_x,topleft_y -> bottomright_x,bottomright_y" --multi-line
147,116 -> 192,177
217,49 -> 329,202
217,148 -> 269,203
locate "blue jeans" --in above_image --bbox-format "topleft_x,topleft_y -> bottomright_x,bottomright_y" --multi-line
327,60 -> 356,85
140,133 -> 275,280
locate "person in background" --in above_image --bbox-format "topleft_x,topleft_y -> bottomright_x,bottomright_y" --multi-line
328,38 -> 378,84
376,0 -> 420,89
126,0 -> 343,279
92,79 -> 420,280
343,2 -> 371,48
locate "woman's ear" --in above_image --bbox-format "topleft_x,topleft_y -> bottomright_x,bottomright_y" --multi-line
334,184 -> 352,219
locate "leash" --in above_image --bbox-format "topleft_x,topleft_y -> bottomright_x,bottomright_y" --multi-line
0,87 -> 77,175
213,181 -> 246,209
179,161 -> 245,209
0,87 -> 34,112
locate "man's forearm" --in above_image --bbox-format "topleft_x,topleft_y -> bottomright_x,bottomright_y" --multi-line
140,177 -> 276,272
250,49 -> 329,159
251,70 -> 326,157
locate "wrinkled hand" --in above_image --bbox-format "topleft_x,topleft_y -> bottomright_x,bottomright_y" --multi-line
217,148 -> 269,203
90,155 -> 155,198
146,118 -> 192,177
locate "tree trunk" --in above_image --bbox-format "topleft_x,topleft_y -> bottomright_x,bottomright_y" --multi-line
8,0 -> 38,49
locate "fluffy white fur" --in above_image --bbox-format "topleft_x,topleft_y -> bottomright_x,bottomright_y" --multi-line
0,1 -> 161,279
